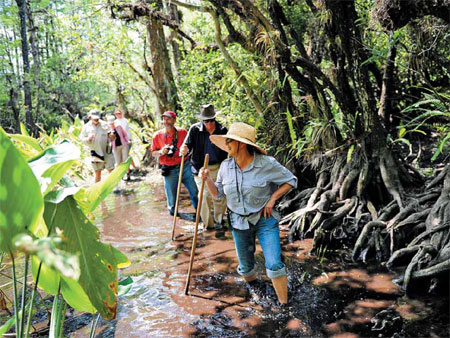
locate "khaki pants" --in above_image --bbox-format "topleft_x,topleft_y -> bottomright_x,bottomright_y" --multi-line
113,144 -> 130,166
194,164 -> 227,228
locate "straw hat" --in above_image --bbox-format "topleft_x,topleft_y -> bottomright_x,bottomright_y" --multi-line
210,122 -> 267,155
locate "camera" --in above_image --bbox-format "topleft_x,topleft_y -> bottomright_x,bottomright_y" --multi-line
166,138 -> 178,157
166,144 -> 176,157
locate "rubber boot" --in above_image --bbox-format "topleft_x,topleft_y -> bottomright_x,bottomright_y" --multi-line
271,275 -> 288,304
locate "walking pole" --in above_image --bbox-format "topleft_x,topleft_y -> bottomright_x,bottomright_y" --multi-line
171,153 -> 185,240
184,154 -> 209,295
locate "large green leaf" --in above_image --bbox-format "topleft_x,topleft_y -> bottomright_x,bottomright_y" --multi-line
75,157 -> 130,213
8,133 -> 43,153
44,196 -> 118,319
61,275 -> 96,314
44,187 -> 81,204
33,247 -> 127,314
28,140 -> 80,196
32,186 -> 129,301
20,122 -> 30,136
0,127 -> 43,252
32,256 -> 60,294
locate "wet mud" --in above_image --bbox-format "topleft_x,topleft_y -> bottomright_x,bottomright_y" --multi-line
44,171 -> 450,337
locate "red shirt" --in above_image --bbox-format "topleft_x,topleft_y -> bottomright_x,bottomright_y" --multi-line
151,127 -> 188,166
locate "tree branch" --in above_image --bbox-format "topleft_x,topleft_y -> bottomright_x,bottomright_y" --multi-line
111,2 -> 197,48
209,9 -> 264,115
374,0 -> 450,30
164,0 -> 209,12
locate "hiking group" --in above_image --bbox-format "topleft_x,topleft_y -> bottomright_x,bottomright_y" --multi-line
150,104 -> 297,307
81,103 -> 297,306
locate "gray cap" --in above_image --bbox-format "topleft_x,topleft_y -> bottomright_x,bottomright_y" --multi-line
89,109 -> 100,120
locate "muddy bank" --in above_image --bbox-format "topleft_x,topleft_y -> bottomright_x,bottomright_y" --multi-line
76,170 -> 449,337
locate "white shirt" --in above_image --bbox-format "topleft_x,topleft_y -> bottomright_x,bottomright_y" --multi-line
80,120 -> 110,156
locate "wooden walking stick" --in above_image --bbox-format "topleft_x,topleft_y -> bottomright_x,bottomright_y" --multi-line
184,154 -> 209,295
171,153 -> 185,240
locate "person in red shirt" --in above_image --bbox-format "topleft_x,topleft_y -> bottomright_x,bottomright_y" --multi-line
151,111 -> 198,215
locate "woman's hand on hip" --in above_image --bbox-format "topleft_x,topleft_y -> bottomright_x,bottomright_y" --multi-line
261,197 -> 276,219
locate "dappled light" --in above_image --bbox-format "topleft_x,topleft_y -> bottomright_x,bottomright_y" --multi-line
1,0 -> 449,336
312,269 -> 400,295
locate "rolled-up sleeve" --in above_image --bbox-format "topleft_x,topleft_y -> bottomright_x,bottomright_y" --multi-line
266,156 -> 297,189
215,163 -> 226,200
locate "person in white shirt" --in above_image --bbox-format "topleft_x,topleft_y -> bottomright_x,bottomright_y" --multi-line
114,109 -> 131,139
114,109 -> 136,179
80,110 -> 114,183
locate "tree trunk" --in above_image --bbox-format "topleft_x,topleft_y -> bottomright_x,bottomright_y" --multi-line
168,4 -> 182,74
15,0 -> 36,134
116,82 -> 129,115
146,0 -> 179,118
6,74 -> 21,132
26,0 -> 42,122
378,33 -> 397,126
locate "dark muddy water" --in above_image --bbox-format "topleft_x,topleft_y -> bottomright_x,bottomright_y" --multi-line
69,175 -> 449,338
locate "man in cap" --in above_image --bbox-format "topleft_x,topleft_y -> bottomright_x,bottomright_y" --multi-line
180,104 -> 228,231
151,111 -> 199,216
80,110 -> 115,183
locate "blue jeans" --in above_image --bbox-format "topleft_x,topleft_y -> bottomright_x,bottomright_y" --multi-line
163,160 -> 198,214
231,215 -> 286,279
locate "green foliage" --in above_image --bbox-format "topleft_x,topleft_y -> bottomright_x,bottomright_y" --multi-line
0,0 -> 152,132
0,127 -> 44,253
177,45 -> 258,128
49,290 -> 67,338
285,110 -> 297,148
75,158 -> 131,214
8,134 -> 43,156
397,89 -> 450,161
28,141 -> 81,196
0,315 -> 16,336
176,11 -> 273,128
1,127 -> 130,335
118,276 -> 134,297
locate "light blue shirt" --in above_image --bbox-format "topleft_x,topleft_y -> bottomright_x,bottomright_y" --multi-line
215,154 -> 297,230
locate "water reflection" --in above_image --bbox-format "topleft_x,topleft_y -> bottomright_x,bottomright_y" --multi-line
88,186 -> 201,337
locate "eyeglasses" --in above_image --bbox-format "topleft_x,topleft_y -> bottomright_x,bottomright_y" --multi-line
225,138 -> 234,144
204,119 -> 215,123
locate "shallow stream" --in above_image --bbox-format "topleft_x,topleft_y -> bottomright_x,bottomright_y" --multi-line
67,174 -> 449,337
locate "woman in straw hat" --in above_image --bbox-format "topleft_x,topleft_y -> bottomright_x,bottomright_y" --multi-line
200,122 -> 297,306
